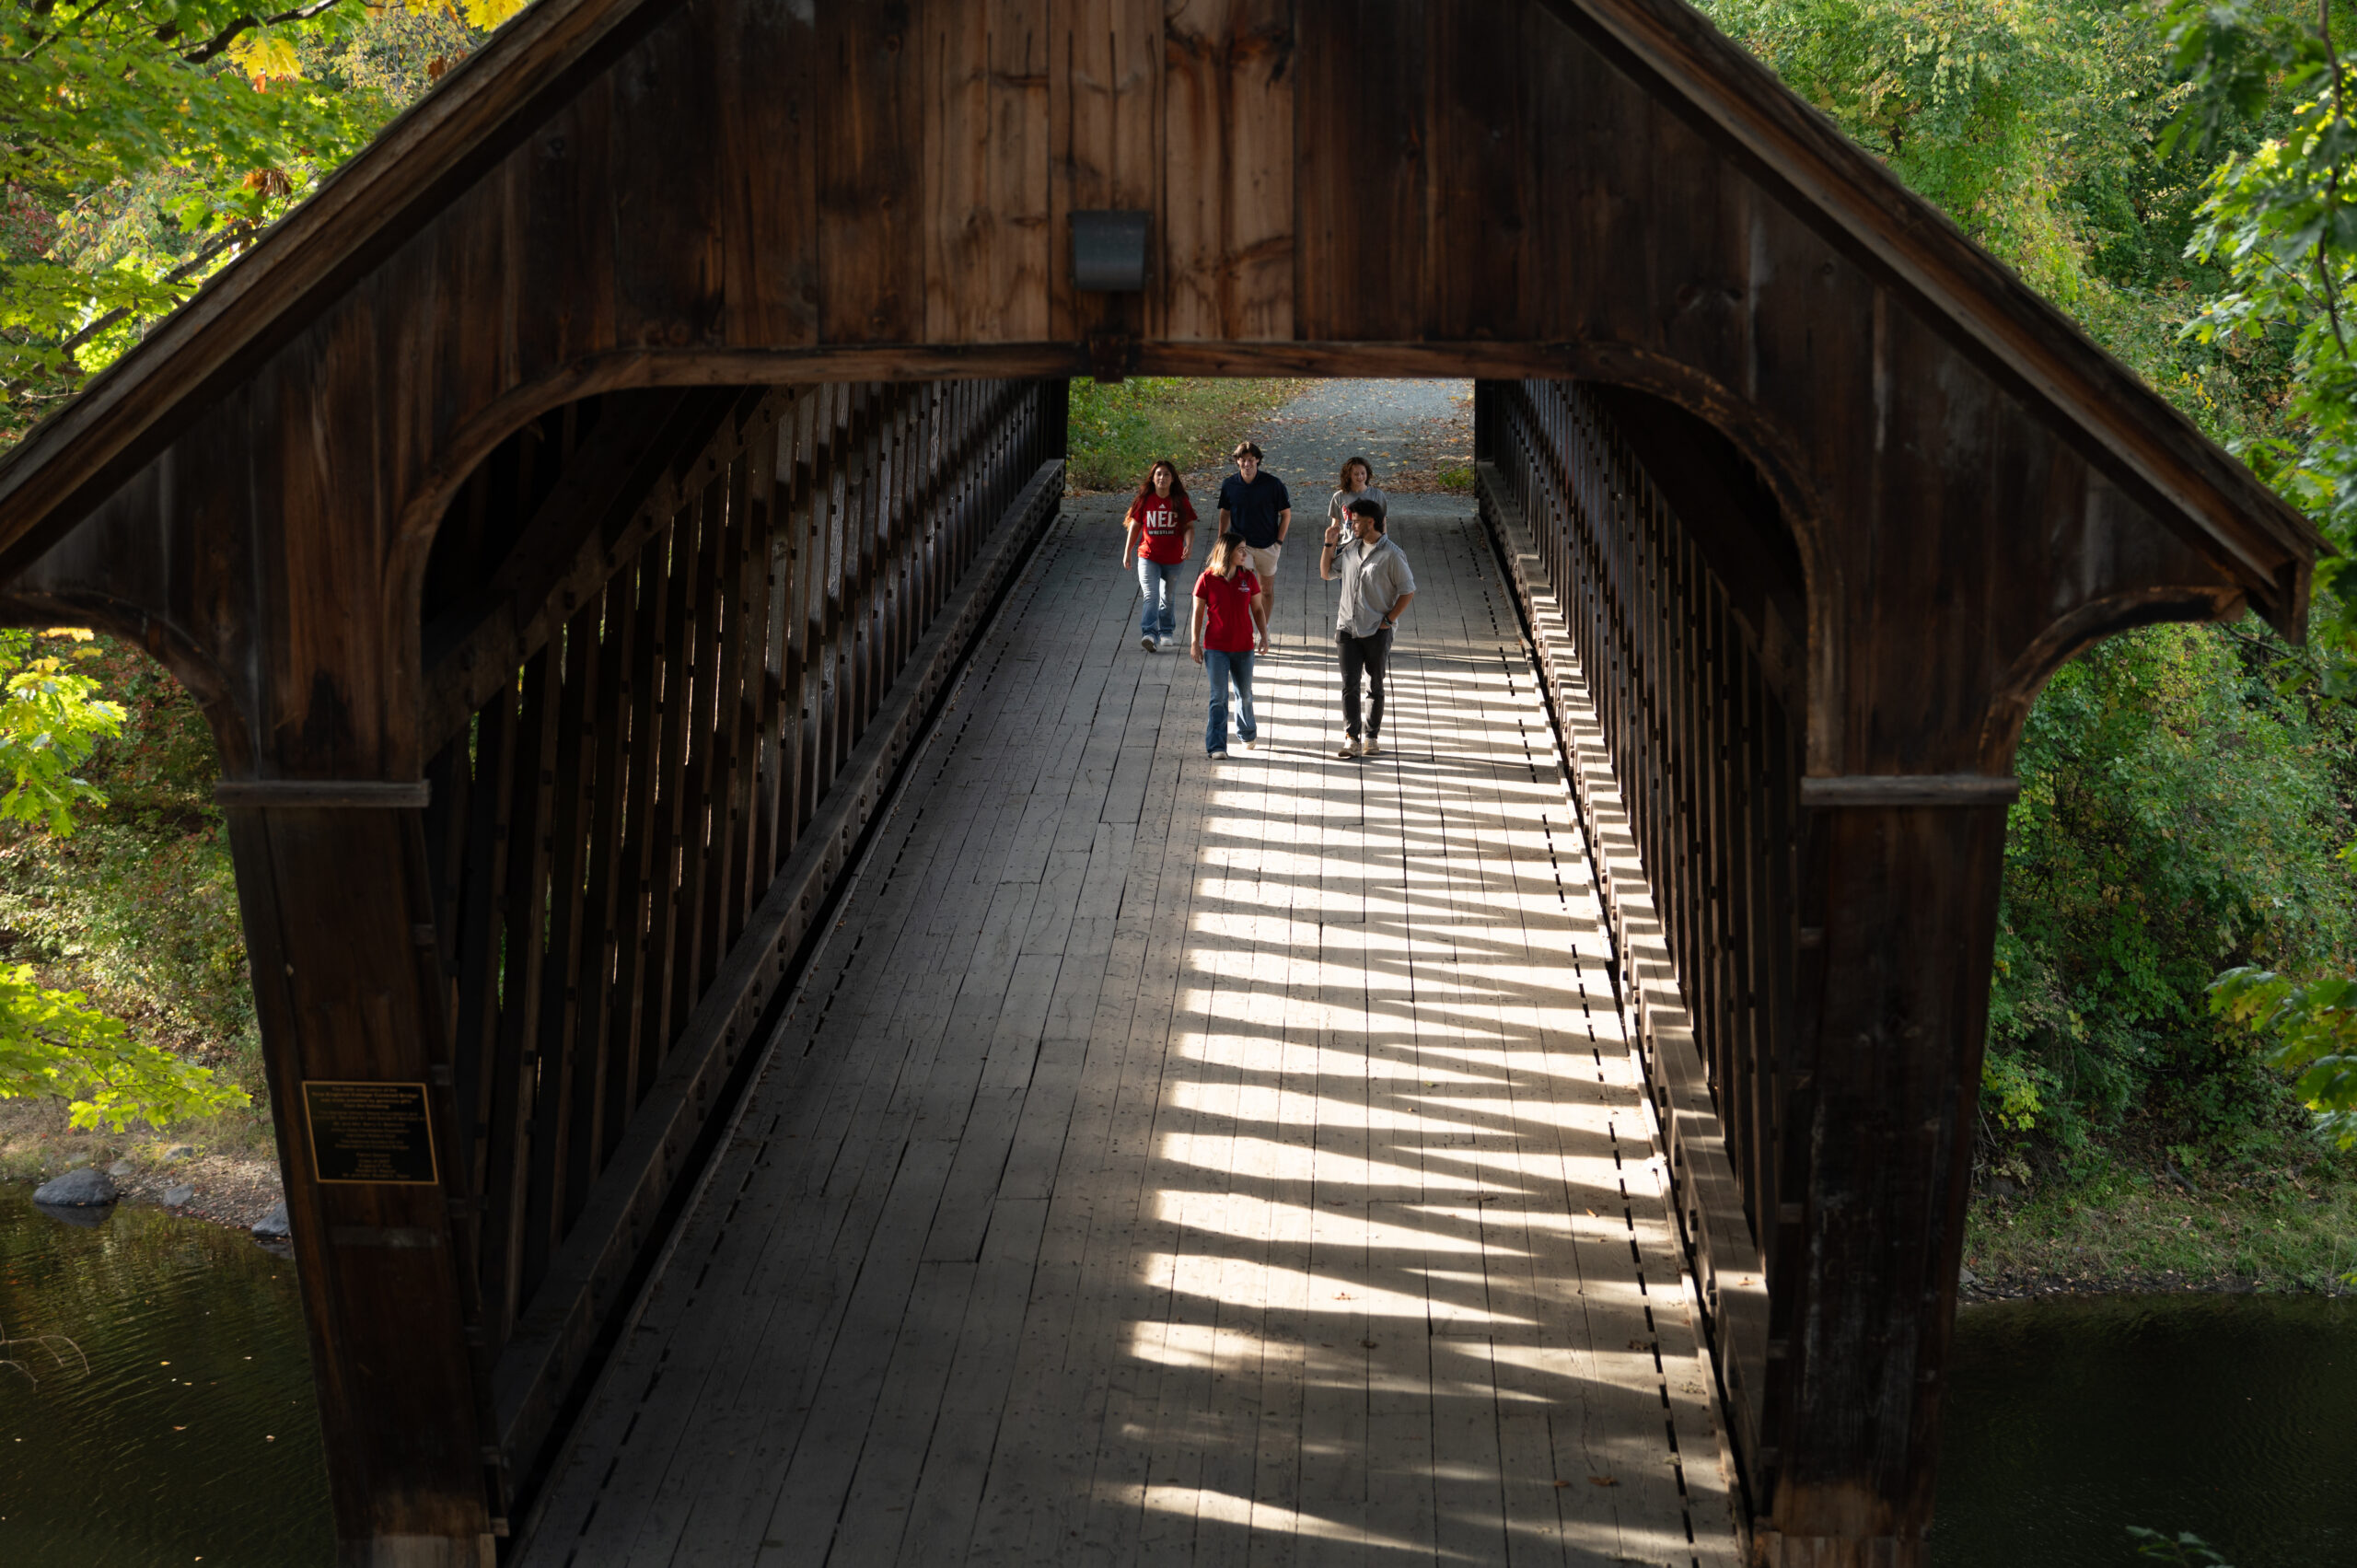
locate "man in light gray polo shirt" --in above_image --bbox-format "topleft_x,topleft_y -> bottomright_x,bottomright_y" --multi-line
1318,495 -> 1416,758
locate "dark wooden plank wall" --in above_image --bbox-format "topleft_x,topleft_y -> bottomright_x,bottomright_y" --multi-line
413,375 -> 1053,1524
1479,377 -> 1797,1509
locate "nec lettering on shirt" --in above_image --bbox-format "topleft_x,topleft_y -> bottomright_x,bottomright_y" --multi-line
1131,494 -> 1197,563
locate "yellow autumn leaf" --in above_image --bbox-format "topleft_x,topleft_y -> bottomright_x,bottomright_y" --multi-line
227,33 -> 303,87
462,0 -> 529,27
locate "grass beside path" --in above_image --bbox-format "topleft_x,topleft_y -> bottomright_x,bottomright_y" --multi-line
1065,377 -> 1308,493
1964,1157 -> 2357,1297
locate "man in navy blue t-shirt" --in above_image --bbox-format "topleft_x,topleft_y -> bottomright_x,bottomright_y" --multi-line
1217,443 -> 1292,645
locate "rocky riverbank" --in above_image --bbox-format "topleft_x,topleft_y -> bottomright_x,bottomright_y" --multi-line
0,1096 -> 284,1231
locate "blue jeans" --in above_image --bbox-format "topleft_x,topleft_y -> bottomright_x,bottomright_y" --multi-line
1203,648 -> 1257,753
1137,557 -> 1181,640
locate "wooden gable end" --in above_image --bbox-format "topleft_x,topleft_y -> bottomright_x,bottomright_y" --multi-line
0,0 -> 2321,784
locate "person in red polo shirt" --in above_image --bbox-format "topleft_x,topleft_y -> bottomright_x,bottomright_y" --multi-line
1190,531 -> 1267,759
1120,459 -> 1197,650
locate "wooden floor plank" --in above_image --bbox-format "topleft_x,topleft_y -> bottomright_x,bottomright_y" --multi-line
521,497 -> 1741,1568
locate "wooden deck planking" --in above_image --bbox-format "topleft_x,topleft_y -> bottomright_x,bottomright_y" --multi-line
522,499 -> 1740,1568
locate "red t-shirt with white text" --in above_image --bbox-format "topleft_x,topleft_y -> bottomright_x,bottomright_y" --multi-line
1130,493 -> 1199,563
1193,567 -> 1261,653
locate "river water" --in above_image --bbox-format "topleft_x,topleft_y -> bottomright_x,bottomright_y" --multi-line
2,1179 -> 2352,1564
0,1182 -> 331,1562
1933,1292 -> 2357,1565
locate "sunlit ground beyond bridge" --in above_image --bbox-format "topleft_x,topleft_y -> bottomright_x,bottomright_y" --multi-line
523,494 -> 1742,1567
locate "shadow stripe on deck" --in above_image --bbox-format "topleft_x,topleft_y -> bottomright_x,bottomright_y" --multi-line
520,496 -> 1744,1568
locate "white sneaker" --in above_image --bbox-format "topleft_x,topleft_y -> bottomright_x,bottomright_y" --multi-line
1141,634 -> 1157,653
1335,738 -> 1362,759
1243,737 -> 1257,749
1208,749 -> 1228,761
1362,737 -> 1382,757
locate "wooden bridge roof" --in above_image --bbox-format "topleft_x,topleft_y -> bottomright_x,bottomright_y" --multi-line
0,0 -> 2323,639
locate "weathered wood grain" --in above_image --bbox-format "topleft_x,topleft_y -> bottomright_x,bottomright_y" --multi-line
1048,0 -> 1158,338
1162,0 -> 1295,341
820,0 -> 926,343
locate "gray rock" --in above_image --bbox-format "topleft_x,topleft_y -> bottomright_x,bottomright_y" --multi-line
1957,1267 -> 1979,1288
163,1144 -> 196,1162
33,1167 -> 118,1205
107,1158 -> 138,1179
34,1200 -> 110,1229
162,1182 -> 197,1207
251,1202 -> 290,1241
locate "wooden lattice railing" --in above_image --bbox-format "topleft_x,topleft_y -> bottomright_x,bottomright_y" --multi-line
1477,377 -> 1797,1507
412,377 -> 1063,1516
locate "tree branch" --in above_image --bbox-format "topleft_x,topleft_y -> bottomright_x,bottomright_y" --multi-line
173,0 -> 357,66
2323,1 -> 2353,357
0,224 -> 251,396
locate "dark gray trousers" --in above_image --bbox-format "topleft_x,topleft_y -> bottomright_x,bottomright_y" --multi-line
1337,627 -> 1392,738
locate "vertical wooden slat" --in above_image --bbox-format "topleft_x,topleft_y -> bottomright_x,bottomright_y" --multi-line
719,0 -> 819,348
702,436 -> 758,965
565,568 -> 641,1227
638,500 -> 702,1081
522,606 -> 602,1299
451,693 -> 517,1284
481,646 -> 559,1344
1051,0 -> 1160,339
728,403 -> 784,937
929,0 -> 1051,341
607,526 -> 673,1133
1295,0 -> 1426,341
782,390 -> 823,847
819,0 -> 924,343
819,385 -> 853,788
1163,0 -> 1294,340
670,470 -> 733,1034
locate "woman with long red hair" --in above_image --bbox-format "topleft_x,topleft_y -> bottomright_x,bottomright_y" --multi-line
1120,459 -> 1196,651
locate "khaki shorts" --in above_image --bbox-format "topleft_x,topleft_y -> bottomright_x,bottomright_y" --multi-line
1243,542 -> 1283,583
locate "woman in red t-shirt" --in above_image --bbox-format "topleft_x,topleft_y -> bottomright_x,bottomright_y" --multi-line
1121,459 -> 1198,651
1190,531 -> 1266,758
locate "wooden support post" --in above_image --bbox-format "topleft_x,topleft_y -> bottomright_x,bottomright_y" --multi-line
1759,796 -> 2011,1568
221,796 -> 495,1568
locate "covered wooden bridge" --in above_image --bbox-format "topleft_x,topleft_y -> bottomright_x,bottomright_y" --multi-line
0,0 -> 2319,1563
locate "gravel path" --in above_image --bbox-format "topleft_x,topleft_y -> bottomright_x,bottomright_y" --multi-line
1175,377 -> 1474,506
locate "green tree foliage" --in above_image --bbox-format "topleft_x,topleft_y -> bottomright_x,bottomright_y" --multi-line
0,0 -> 517,443
0,635 -> 258,1072
2211,965 -> 2357,1147
1986,625 -> 2352,1163
2168,0 -> 2357,695
1701,0 -> 2274,392
0,959 -> 241,1130
0,628 -> 121,832
1700,0 -> 2357,1170
0,630 -> 243,1129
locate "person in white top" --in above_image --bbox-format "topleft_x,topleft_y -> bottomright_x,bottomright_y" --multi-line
1327,455 -> 1387,542
1319,495 -> 1416,758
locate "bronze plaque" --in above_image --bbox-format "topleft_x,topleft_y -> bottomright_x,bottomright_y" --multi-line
303,1081 -> 439,1185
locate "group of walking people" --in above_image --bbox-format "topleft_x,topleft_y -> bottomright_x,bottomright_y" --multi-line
1120,442 -> 1417,760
